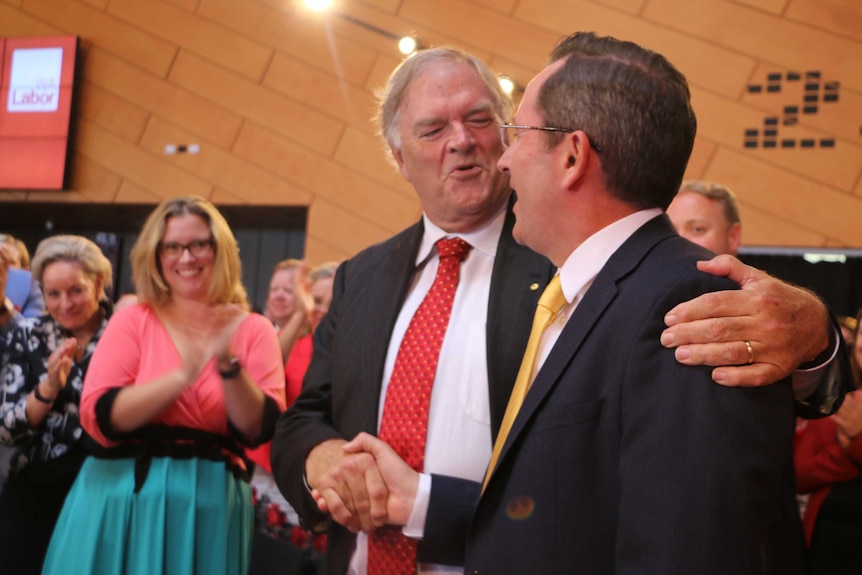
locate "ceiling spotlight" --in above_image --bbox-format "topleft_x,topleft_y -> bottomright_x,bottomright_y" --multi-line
499,76 -> 516,95
398,36 -> 418,55
303,0 -> 333,11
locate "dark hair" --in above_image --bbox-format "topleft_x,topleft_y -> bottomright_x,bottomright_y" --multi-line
539,32 -> 697,210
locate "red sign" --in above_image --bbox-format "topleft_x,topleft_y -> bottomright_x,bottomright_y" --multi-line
0,36 -> 78,190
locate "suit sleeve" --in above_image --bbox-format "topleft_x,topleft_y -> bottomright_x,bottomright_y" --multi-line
417,475 -> 481,565
616,276 -> 796,574
270,262 -> 349,531
793,313 -> 855,419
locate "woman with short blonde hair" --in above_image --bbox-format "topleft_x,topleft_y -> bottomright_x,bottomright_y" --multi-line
0,234 -> 113,575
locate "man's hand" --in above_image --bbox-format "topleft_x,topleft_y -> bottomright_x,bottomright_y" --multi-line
661,254 -> 830,387
305,438 -> 389,533
341,432 -> 419,527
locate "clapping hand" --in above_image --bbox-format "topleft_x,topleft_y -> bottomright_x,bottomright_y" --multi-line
42,338 -> 77,396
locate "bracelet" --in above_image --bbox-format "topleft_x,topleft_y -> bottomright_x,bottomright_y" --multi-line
217,356 -> 242,380
33,383 -> 57,404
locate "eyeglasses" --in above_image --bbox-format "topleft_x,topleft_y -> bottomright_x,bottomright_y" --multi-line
158,238 -> 214,258
500,123 -> 602,153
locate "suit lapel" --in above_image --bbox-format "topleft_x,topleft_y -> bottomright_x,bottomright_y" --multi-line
360,222 -> 425,432
493,215 -> 678,475
486,204 -> 555,440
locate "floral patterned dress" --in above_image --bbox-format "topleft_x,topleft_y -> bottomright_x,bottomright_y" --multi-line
0,300 -> 111,575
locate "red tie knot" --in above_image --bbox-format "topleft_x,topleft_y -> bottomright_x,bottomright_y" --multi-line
436,237 -> 471,261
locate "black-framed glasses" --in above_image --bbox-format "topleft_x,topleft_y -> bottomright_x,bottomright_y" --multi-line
158,238 -> 215,258
500,123 -> 602,153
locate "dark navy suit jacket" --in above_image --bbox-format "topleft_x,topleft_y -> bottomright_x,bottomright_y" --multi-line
464,215 -> 802,574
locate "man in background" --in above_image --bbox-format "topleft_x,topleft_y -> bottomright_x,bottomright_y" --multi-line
667,180 -> 741,257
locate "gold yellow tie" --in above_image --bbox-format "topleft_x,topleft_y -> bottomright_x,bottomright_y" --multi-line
483,275 -> 567,492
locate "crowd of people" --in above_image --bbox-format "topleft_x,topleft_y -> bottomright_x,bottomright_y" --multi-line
0,28 -> 859,575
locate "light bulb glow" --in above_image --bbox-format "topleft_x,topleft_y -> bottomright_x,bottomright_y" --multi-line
499,76 -> 515,95
303,0 -> 332,12
399,36 -> 418,55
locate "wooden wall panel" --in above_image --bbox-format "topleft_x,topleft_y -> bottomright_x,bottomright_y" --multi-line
0,3 -> 59,35
83,48 -> 243,149
741,62 -> 862,145
169,51 -> 344,156
232,123 -> 324,193
199,0 -> 378,86
163,0 -> 199,10
263,53 -> 378,134
644,0 -> 862,92
469,0 -> 519,14
77,82 -> 150,143
785,0 -> 862,43
516,0 -> 757,99
3,0 -> 861,257
306,197 -> 392,261
310,159 -> 420,234
683,138 -> 719,181
137,117 -> 313,206
741,206 -> 826,246
334,1 -> 493,60
358,0 -> 401,12
402,0 -> 555,71
706,148 -> 861,246
22,0 -> 177,77
333,127 -> 417,200
107,0 -> 274,82
691,87 -> 862,191
68,154 -> 122,203
75,120 -> 213,200
591,0 -> 647,15
731,0 -> 788,15
114,180 -> 168,204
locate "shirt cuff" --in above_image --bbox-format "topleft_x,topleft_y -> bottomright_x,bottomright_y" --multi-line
403,472 -> 431,539
791,326 -> 840,401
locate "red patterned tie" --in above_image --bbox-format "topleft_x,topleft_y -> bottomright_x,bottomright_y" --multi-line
367,237 -> 471,575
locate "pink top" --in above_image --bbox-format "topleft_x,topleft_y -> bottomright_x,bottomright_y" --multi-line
81,304 -> 286,450
246,332 -> 314,473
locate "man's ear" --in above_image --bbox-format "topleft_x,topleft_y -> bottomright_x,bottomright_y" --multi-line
391,147 -> 410,182
560,131 -> 591,190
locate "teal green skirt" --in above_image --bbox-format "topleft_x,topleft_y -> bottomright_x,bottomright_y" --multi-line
42,456 -> 252,575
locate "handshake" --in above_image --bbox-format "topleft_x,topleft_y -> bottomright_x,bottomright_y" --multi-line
305,433 -> 421,534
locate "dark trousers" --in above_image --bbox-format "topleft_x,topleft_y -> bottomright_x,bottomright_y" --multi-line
0,454 -> 83,575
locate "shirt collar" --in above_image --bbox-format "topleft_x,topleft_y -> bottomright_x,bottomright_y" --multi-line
558,208 -> 663,304
416,204 -> 507,266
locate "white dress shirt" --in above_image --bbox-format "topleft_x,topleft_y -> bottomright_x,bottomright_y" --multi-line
348,206 -> 506,575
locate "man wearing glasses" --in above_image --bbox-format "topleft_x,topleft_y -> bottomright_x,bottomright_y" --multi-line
271,41 -> 846,575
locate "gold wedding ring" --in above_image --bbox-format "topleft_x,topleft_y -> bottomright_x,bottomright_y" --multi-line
744,340 -> 755,365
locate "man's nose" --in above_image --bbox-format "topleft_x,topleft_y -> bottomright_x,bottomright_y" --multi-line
448,122 -> 476,152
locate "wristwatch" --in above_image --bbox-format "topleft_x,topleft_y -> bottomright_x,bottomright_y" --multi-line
217,356 -> 242,380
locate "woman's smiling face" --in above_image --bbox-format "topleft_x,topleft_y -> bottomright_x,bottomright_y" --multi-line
158,213 -> 215,301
